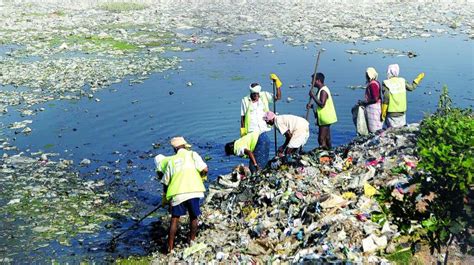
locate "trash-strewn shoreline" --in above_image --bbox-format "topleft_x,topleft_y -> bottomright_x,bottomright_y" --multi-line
144,123 -> 471,264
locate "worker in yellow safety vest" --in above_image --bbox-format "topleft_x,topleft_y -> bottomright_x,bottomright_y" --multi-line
307,72 -> 337,150
381,64 -> 425,128
161,137 -> 208,253
240,79 -> 281,137
225,131 -> 270,173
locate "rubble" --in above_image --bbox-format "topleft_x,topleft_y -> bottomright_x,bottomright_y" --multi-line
152,124 -> 427,263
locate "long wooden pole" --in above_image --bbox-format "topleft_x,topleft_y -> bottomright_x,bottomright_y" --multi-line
305,50 -> 323,121
272,81 -> 277,155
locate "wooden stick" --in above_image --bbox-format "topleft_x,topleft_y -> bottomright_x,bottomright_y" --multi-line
305,50 -> 323,121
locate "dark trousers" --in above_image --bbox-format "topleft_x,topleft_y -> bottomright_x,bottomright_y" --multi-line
249,133 -> 270,173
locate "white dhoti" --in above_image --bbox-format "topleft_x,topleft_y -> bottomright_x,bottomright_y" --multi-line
386,114 -> 406,128
288,129 -> 310,149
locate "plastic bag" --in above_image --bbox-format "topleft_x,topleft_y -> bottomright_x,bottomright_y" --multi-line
351,105 -> 369,136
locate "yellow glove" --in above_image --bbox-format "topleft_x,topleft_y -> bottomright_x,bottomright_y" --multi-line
240,127 -> 247,137
413,72 -> 425,85
381,103 -> 388,121
270,73 -> 282,89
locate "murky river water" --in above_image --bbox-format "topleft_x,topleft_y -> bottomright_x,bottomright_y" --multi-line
1,34 -> 473,262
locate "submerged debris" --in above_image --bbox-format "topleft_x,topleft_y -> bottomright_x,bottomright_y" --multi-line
0,138 -> 129,256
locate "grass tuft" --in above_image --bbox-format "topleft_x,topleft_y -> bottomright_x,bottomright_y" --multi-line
100,2 -> 147,12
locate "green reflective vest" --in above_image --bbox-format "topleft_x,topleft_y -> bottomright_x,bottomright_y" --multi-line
166,149 -> 205,201
234,131 -> 260,158
316,86 -> 338,126
383,77 -> 407,113
243,93 -> 270,133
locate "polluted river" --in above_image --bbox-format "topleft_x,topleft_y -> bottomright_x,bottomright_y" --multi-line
0,1 -> 473,263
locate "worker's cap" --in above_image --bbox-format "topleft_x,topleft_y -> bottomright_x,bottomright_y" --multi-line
154,154 -> 166,169
170,137 -> 191,148
263,111 -> 276,122
249,84 -> 262,93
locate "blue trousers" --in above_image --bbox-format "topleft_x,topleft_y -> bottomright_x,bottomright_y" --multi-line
249,133 -> 270,173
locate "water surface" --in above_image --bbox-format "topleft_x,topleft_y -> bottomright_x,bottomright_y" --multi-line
1,34 -> 473,262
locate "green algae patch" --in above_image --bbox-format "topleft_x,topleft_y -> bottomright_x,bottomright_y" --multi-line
231,75 -> 245,81
50,35 -> 139,52
100,2 -> 147,12
116,256 -> 153,265
0,156 -> 129,249
43,143 -> 54,149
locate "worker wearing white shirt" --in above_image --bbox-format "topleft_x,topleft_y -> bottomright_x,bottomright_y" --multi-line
240,82 -> 281,136
264,112 -> 310,155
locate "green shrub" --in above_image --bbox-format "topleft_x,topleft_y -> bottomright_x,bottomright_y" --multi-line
375,86 -> 473,262
416,86 -> 473,255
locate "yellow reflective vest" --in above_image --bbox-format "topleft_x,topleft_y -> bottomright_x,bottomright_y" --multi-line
243,93 -> 270,133
383,77 -> 407,113
166,149 -> 205,201
316,86 -> 338,126
234,131 -> 260,158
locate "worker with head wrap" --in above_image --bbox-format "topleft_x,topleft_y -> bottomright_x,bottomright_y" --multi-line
240,80 -> 281,137
263,111 -> 309,156
358,67 -> 383,133
381,64 -> 425,128
161,137 -> 208,252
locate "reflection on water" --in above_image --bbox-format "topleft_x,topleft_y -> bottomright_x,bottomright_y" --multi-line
1,34 -> 473,262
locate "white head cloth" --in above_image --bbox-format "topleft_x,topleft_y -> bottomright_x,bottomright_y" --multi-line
387,64 -> 400,79
249,84 -> 262,93
366,67 -> 378,81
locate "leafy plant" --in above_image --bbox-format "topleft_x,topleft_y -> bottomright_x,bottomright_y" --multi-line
415,86 -> 473,260
376,86 -> 473,263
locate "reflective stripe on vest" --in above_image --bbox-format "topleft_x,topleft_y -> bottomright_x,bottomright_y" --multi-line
244,93 -> 270,133
317,86 -> 338,126
166,149 -> 205,201
233,131 -> 260,158
383,77 -> 407,113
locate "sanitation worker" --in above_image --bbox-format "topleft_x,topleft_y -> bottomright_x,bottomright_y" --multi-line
306,72 -> 337,150
381,64 -> 425,128
161,137 -> 208,253
240,77 -> 282,137
263,111 -> 309,155
357,67 -> 383,133
225,131 -> 269,173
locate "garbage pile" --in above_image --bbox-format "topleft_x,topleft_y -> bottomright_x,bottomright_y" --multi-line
153,124 -> 422,263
